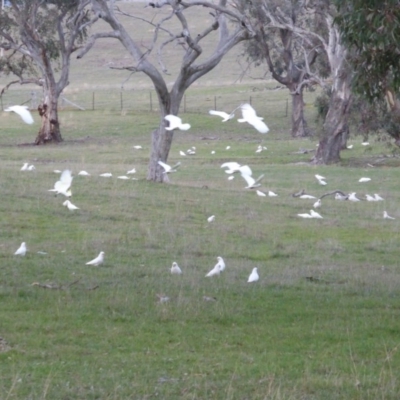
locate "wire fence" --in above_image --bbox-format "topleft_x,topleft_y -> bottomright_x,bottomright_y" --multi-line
0,87 -> 293,117
0,87 -> 316,121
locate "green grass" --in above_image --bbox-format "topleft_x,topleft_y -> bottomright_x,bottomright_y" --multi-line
1,104 -> 400,399
1,3 -> 400,397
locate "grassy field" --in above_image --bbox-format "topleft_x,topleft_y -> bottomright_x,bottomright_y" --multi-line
1,2 -> 400,398
1,100 -> 400,399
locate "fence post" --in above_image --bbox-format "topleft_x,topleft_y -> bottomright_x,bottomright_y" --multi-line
285,98 -> 288,117
184,95 -> 186,113
92,92 -> 95,111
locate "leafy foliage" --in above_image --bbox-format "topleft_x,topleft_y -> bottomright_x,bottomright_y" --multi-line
335,0 -> 400,99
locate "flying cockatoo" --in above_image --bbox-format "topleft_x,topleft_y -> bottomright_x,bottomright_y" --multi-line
238,104 -> 269,133
158,161 -> 181,174
164,115 -> 191,131
208,109 -> 235,122
241,171 -> 264,189
5,105 -> 34,124
49,169 -> 73,197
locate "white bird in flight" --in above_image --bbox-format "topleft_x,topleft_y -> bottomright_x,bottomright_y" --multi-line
86,251 -> 105,266
171,262 -> 182,274
238,104 -> 269,133
359,177 -> 371,183
63,200 -> 79,211
315,174 -> 326,181
268,191 -> 278,197
220,162 -> 252,176
383,211 -> 395,220
5,105 -> 34,124
158,161 -> 181,174
256,190 -> 266,197
100,173 -> 112,177
240,168 -> 264,189
49,169 -> 73,197
117,176 -> 130,180
78,170 -> 90,176
21,163 -> 29,171
207,215 -> 215,222
164,115 -> 191,131
27,165 -> 35,171
14,242 -> 27,256
374,193 -> 384,201
208,109 -> 235,122
126,168 -> 136,175
248,267 -> 259,283
133,145 -> 143,149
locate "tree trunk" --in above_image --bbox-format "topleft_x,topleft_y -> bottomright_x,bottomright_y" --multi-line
148,126 -> 175,182
147,96 -> 180,182
35,91 -> 62,145
313,81 -> 352,164
291,91 -> 309,137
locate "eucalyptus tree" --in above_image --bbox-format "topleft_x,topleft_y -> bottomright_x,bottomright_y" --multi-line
335,0 -> 400,145
237,0 -> 325,138
249,0 -> 351,164
80,0 -> 254,182
0,0 -> 94,144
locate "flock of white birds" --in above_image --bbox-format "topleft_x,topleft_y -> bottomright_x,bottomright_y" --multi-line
8,101 -> 397,290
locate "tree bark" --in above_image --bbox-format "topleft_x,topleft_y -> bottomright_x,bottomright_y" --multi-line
35,91 -> 62,145
313,78 -> 351,164
291,91 -> 309,138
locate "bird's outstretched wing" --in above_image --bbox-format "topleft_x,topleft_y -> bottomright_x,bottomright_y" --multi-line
5,105 -> 34,124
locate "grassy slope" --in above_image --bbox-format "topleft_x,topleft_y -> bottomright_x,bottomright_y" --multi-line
1,3 -> 400,399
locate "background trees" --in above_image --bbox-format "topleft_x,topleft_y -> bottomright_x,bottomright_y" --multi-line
0,0 -> 93,144
335,0 -> 400,146
237,0 -> 324,138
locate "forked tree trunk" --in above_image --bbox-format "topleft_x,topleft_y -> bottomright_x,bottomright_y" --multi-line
35,93 -> 62,145
291,91 -> 309,137
313,78 -> 352,164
